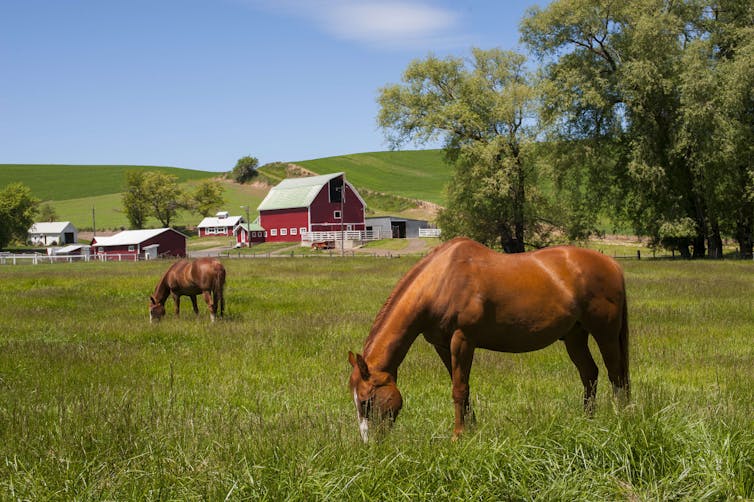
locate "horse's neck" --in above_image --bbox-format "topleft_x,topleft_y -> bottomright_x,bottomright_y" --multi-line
153,275 -> 171,304
364,296 -> 425,378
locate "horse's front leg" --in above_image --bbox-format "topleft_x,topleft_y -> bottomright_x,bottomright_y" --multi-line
433,342 -> 475,428
190,295 -> 199,316
172,293 -> 181,317
450,329 -> 475,440
202,291 -> 216,322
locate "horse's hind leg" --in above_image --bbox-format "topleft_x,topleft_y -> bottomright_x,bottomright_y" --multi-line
202,291 -> 216,322
592,329 -> 630,406
213,289 -> 224,319
563,327 -> 599,415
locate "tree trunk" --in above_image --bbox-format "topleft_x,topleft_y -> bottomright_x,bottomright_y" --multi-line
678,240 -> 692,259
508,147 -> 526,254
499,224 -> 524,254
707,218 -> 723,259
736,217 -> 753,259
692,234 -> 706,259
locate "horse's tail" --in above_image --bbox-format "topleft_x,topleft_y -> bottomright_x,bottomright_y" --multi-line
619,287 -> 630,401
214,263 -> 226,317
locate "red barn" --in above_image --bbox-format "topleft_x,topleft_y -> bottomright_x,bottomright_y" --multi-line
257,172 -> 366,243
91,228 -> 187,260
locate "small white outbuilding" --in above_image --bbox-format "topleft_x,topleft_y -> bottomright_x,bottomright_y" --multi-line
27,221 -> 78,246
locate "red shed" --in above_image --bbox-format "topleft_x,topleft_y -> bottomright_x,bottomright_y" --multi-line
91,228 -> 187,260
233,220 -> 266,247
257,172 -> 365,243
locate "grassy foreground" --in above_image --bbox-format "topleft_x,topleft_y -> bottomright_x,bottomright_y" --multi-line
0,257 -> 752,500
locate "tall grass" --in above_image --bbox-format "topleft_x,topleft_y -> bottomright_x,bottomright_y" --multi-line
0,257 -> 752,499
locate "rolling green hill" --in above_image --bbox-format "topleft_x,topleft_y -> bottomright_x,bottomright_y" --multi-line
0,164 -> 214,201
295,150 -> 451,206
1,150 -> 450,232
46,178 -> 268,231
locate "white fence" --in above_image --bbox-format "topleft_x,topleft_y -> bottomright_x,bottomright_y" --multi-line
301,229 -> 384,243
418,228 -> 442,238
0,253 -> 141,264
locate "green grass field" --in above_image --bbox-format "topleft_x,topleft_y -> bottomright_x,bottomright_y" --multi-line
0,164 -> 213,201
0,256 -> 752,499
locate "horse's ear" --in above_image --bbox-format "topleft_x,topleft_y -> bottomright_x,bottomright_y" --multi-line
348,351 -> 370,379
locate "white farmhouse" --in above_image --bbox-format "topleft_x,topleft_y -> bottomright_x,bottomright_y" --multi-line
27,221 -> 78,246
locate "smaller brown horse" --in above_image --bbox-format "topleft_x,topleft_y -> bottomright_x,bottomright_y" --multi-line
348,237 -> 629,441
149,257 -> 226,322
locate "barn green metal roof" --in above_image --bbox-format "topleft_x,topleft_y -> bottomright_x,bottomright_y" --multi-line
257,172 -> 343,211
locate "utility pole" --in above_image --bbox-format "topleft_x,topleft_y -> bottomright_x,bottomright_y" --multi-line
92,206 -> 96,236
340,174 -> 345,257
240,205 -> 251,246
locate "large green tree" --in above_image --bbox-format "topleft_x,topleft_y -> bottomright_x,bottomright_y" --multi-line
521,0 -> 754,257
0,183 -> 39,249
141,172 -> 184,228
378,48 -> 548,252
122,171 -> 185,228
122,171 -> 150,229
190,180 -> 226,217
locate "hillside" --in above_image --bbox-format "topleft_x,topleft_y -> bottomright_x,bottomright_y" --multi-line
1,150 -> 450,231
294,150 -> 451,206
0,164 -> 214,201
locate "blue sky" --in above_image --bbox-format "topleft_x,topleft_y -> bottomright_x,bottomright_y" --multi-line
1,0 -> 549,172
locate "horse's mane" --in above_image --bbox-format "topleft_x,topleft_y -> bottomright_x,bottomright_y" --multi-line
363,240 -> 457,354
152,259 -> 184,299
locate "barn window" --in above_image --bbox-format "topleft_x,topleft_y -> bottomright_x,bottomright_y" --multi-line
270,229 -> 278,236
329,178 -> 343,203
128,245 -> 135,252
290,227 -> 297,235
299,227 -> 306,234
281,228 -> 288,236
334,210 -> 342,219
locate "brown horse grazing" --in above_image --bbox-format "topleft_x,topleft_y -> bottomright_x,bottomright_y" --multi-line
149,258 -> 226,322
348,237 -> 629,441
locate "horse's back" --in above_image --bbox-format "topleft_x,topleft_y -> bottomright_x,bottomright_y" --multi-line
188,258 -> 225,290
418,239 -> 625,350
435,239 -> 624,302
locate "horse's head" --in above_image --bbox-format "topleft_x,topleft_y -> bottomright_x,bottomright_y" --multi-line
348,351 -> 402,442
149,296 -> 165,323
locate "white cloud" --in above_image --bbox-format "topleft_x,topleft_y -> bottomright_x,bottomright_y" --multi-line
323,3 -> 457,45
245,0 -> 466,50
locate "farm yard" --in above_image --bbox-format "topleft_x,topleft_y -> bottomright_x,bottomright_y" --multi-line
1,256 -> 752,500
